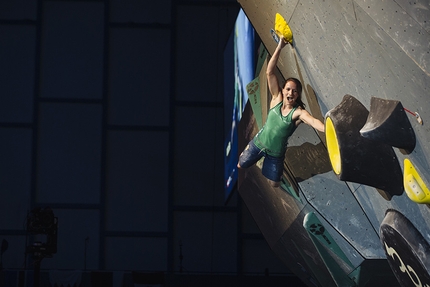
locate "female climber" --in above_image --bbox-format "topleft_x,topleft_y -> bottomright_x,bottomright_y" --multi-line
237,36 -> 325,187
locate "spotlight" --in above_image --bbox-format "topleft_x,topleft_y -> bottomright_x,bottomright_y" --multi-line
26,207 -> 58,257
27,207 -> 56,235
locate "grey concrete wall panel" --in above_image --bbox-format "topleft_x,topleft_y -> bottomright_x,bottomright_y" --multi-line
396,0 -> 430,33
354,0 -> 430,73
238,0 -> 430,284
238,166 -> 337,286
286,124 -> 384,260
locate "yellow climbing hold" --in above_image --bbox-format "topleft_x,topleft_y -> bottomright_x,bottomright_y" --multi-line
274,13 -> 293,44
325,117 -> 341,175
404,159 -> 430,204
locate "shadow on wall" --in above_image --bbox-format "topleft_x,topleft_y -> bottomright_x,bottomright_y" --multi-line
285,43 -> 332,183
285,141 -> 332,183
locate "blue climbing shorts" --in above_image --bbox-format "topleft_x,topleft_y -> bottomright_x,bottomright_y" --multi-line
238,139 -> 284,182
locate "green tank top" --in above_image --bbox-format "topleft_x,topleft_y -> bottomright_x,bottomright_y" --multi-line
254,102 -> 297,157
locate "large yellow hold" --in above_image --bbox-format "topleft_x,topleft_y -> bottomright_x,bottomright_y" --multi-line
274,13 -> 293,44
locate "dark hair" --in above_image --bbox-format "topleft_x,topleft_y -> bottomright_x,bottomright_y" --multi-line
284,77 -> 305,109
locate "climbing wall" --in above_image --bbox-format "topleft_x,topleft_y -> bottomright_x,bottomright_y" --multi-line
237,0 -> 430,286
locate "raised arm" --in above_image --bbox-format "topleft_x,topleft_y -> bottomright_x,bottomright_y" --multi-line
298,109 -> 325,132
266,36 -> 288,101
